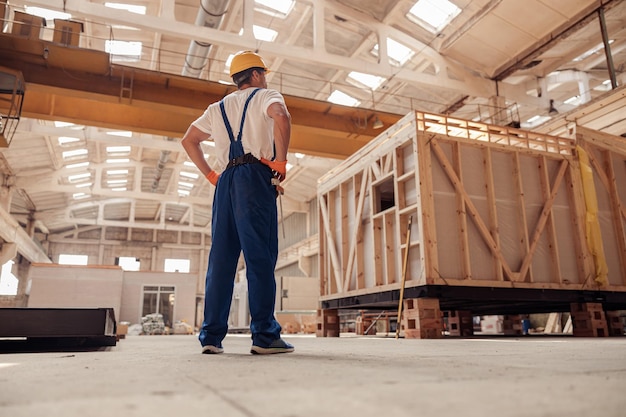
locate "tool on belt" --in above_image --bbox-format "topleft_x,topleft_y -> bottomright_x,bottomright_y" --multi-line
271,175 -> 286,239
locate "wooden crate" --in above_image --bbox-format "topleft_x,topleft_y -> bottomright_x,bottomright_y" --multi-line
318,111 -> 626,320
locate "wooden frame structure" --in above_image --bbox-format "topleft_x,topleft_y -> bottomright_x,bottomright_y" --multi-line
317,111 -> 626,322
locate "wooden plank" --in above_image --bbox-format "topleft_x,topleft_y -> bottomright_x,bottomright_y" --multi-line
539,155 -> 562,284
372,216 -> 384,286
340,182 -> 350,291
483,147 -> 503,281
319,193 -> 343,293
430,139 -> 515,281
417,131 -> 438,282
344,170 -> 368,291
513,152 -> 531,282
602,149 -> 626,283
452,142 -> 471,279
517,160 -> 568,282
576,125 -> 626,155
384,211 -> 396,284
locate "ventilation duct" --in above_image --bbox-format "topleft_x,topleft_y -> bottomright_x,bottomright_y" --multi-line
152,0 -> 230,192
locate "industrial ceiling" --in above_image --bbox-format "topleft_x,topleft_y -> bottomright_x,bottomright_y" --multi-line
0,0 -> 624,256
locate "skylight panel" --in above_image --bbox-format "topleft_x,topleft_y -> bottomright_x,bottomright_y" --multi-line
105,40 -> 142,62
347,71 -> 387,91
328,90 -> 361,107
107,169 -> 128,175
25,6 -> 71,21
239,25 -> 278,42
372,39 -> 415,67
68,173 -> 91,182
62,149 -> 88,159
255,0 -> 295,18
573,41 -> 613,62
66,162 -> 90,169
104,2 -> 147,15
106,130 -> 133,137
58,136 -> 80,145
107,145 -> 131,154
407,0 -> 461,33
180,172 -> 200,179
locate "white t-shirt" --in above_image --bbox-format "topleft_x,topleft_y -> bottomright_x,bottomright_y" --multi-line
191,87 -> 285,171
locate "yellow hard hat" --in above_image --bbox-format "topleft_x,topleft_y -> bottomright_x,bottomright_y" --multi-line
229,51 -> 270,77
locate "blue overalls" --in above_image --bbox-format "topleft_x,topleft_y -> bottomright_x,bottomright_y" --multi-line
199,88 -> 282,349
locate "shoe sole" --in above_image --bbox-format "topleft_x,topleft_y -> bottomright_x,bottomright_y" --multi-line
202,346 -> 224,354
250,346 -> 294,355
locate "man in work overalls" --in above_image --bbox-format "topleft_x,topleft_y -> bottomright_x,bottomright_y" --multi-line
181,51 -> 293,355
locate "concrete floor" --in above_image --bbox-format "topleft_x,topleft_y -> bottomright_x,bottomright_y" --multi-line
0,333 -> 625,417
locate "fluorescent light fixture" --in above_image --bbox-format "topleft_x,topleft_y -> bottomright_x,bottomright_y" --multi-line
178,189 -> 191,196
294,152 -> 305,159
107,179 -> 128,184
66,162 -> 90,169
58,136 -> 80,145
111,187 -> 127,192
106,130 -> 133,137
372,38 -> 415,66
347,71 -> 386,91
68,173 -> 91,182
107,145 -> 131,153
239,25 -> 278,42
183,161 -> 196,167
180,172 -> 200,179
104,2 -> 147,14
178,182 -> 194,188
75,182 -> 92,188
286,163 -> 293,171
62,149 -> 88,159
106,158 -> 130,163
255,0 -> 294,17
25,6 -> 71,21
73,193 -> 89,200
328,90 -> 361,107
407,0 -> 461,33
563,96 -> 580,105
107,169 -> 128,175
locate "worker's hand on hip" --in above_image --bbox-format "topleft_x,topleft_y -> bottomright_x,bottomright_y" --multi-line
205,170 -> 220,186
261,158 -> 287,182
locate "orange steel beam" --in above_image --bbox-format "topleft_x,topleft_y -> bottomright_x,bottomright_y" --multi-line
0,34 -> 402,159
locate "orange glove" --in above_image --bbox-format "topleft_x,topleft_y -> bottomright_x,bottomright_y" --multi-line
260,158 -> 287,181
205,170 -> 220,186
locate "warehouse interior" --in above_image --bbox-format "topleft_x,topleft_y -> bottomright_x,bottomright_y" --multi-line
0,1 -> 625,416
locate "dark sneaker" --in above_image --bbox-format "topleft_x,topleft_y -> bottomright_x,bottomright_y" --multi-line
250,338 -> 294,355
202,344 -> 224,354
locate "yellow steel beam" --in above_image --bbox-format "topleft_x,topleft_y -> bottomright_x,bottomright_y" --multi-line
0,34 -> 402,159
